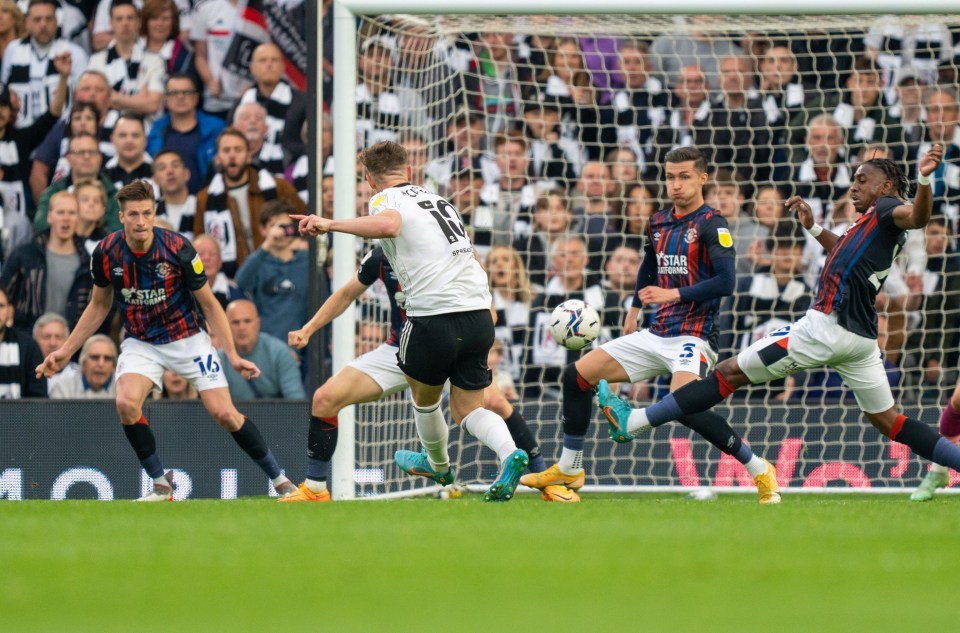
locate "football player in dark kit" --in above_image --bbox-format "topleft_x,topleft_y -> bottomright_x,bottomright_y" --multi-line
522,146 -> 778,503
603,144 -> 960,501
37,180 -> 298,501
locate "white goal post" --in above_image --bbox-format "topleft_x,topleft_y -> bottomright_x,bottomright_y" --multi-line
329,1 -> 960,499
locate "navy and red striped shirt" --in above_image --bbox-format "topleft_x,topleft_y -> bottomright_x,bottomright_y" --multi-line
357,247 -> 404,346
813,195 -> 904,339
91,228 -> 207,344
639,204 -> 735,347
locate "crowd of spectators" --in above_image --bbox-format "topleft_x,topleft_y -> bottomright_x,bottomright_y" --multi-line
0,6 -> 958,405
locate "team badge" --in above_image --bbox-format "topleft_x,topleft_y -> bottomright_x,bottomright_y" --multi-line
191,255 -> 204,274
717,227 -> 733,248
155,263 -> 170,277
684,228 -> 698,244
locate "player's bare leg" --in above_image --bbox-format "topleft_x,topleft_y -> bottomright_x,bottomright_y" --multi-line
912,383 -> 960,501
200,387 -> 296,496
482,382 -> 547,473
116,373 -> 174,501
282,367 -> 385,502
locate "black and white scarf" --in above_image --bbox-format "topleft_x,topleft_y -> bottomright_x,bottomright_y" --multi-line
3,37 -> 61,128
203,169 -> 278,264
102,41 -> 145,95
239,83 -> 291,175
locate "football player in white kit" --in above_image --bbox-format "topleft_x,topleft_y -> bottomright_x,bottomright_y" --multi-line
293,141 -> 528,501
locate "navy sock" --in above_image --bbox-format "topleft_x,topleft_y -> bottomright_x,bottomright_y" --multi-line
563,434 -> 585,452
678,411 -> 745,457
890,415 -> 940,462
561,363 -> 594,436
307,416 -> 338,481
932,437 -> 960,471
647,373 -> 732,427
231,418 -> 282,479
122,418 -> 164,479
733,442 -> 756,465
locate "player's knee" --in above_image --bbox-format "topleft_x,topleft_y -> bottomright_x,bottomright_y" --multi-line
562,363 -> 592,393
482,390 -> 511,418
115,395 -> 141,424
715,359 -> 747,387
210,407 -> 241,430
311,387 -> 337,418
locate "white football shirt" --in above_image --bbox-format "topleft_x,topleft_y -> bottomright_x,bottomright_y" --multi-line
369,184 -> 492,317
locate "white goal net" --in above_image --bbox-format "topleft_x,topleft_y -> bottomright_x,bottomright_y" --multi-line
332,10 -> 960,497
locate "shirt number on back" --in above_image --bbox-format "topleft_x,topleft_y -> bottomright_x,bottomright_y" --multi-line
418,199 -> 467,245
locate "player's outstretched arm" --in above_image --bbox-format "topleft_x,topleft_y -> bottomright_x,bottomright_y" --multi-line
289,276 -> 370,349
290,211 -> 402,239
894,142 -> 944,230
193,284 -> 261,380
35,284 -> 113,378
786,195 -> 840,253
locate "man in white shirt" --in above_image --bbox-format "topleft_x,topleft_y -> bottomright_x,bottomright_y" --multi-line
293,140 -> 529,502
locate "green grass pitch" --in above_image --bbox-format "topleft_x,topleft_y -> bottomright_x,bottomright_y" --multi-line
1,492 -> 955,632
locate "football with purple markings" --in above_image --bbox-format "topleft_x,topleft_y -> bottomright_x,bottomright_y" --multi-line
549,300 -> 600,351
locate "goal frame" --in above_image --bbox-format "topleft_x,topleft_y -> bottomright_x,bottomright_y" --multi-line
328,0 -> 955,500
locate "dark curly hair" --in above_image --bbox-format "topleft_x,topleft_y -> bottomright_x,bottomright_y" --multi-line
861,158 -> 910,200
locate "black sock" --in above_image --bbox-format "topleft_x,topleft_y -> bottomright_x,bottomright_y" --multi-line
502,408 -> 540,458
892,417 -> 940,461
309,416 -> 339,462
677,410 -> 743,456
561,363 -> 593,436
231,418 -> 282,479
122,421 -> 164,479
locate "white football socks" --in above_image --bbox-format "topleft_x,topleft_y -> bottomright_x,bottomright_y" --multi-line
930,463 -> 949,474
626,408 -> 650,436
460,408 -> 517,462
557,447 -> 584,474
305,479 -> 328,492
414,401 -> 451,472
744,455 -> 769,477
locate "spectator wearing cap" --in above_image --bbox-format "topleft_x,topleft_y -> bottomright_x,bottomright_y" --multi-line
0,43 -> 71,219
49,334 -> 118,399
146,73 -> 227,194
237,42 -> 307,170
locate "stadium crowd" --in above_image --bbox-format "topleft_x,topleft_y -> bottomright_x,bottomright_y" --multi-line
0,4 -> 958,407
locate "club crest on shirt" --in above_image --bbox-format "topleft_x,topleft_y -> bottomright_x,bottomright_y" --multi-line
717,227 -> 733,248
684,228 -> 698,244
156,262 -> 171,278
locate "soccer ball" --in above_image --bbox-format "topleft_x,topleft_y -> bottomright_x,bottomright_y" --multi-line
549,300 -> 601,351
